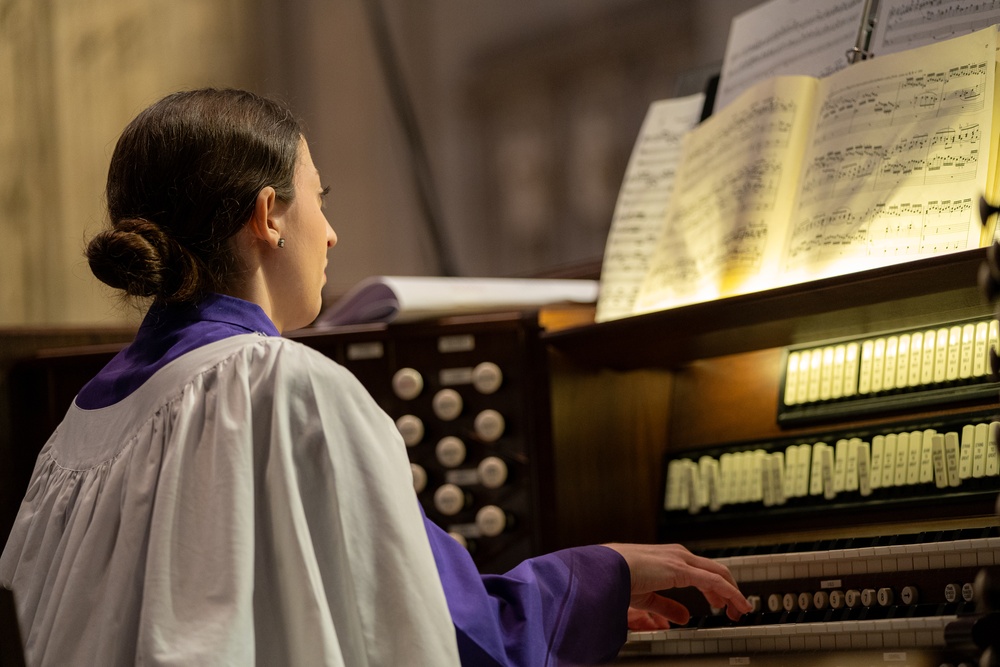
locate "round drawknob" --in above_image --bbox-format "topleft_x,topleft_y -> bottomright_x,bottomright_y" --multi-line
436,436 -> 466,468
472,362 -> 503,394
432,388 -> 463,421
433,483 -> 466,516
395,415 -> 424,447
475,409 -> 506,442
410,463 -> 427,494
478,456 -> 509,489
475,505 -> 507,537
392,367 -> 423,400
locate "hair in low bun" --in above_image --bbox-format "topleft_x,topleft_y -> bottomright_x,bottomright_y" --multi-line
86,218 -> 206,301
88,88 -> 302,303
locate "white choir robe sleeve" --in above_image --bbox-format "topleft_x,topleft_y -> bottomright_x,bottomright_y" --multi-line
0,335 -> 460,666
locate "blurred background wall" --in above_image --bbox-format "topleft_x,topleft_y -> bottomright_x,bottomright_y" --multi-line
0,0 -> 760,328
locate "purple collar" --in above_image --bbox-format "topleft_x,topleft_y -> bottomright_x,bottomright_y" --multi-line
76,293 -> 279,409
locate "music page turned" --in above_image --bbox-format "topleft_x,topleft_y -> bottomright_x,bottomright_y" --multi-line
634,26 -> 997,316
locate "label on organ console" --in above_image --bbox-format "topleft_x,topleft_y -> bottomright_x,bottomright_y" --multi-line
882,653 -> 909,662
820,579 -> 842,589
438,334 -> 475,353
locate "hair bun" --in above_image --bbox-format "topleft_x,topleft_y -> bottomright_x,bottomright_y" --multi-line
86,218 -> 200,300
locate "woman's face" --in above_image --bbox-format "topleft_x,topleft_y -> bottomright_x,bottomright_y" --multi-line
274,137 -> 337,331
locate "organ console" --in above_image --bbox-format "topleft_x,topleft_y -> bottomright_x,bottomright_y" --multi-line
545,247 -> 1000,666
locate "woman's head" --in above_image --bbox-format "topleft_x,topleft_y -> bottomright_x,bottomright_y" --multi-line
86,88 -> 303,304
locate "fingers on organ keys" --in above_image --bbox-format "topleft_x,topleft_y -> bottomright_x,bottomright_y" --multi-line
665,421 -> 1000,513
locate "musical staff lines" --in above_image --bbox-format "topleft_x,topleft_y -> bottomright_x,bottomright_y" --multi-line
871,0 -> 1000,55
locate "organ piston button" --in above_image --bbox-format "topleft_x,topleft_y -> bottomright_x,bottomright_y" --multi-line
900,586 -> 919,605
433,389 -> 463,421
396,415 -> 424,446
767,594 -> 783,613
945,583 -> 960,603
746,596 -> 762,613
472,362 -> 503,394
392,367 -> 423,400
782,593 -> 797,612
410,464 -> 427,493
475,409 -> 506,442
797,592 -> 812,611
475,505 -> 507,537
812,591 -> 829,610
876,588 -> 894,607
433,483 -> 466,516
845,589 -> 862,608
477,456 -> 508,489
962,582 -> 975,602
436,436 -> 466,467
828,590 -> 845,609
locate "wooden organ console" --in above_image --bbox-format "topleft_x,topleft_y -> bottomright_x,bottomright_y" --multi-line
544,247 -> 1000,666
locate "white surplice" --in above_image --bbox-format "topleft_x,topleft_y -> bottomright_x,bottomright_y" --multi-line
1,334 -> 461,666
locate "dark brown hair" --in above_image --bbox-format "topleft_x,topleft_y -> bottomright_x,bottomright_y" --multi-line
86,88 -> 302,303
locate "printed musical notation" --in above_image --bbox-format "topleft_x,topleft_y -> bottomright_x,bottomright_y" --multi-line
627,27 -> 996,317
871,0 -> 1000,56
714,0 -> 867,112
594,94 -> 705,323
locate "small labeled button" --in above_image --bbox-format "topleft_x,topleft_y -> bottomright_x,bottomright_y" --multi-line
876,588 -> 893,607
433,389 -> 463,421
475,409 -> 506,442
475,505 -> 507,537
436,436 -> 466,467
899,586 -> 918,605
472,362 -> 503,394
434,483 -> 465,516
478,456 -> 509,489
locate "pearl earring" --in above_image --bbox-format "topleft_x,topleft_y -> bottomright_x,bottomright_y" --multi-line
277,238 -> 285,248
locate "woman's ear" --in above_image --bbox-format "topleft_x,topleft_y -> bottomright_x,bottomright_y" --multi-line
246,186 -> 283,248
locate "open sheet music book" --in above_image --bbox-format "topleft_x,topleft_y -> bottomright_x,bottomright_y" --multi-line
596,21 -> 1000,322
314,276 -> 599,327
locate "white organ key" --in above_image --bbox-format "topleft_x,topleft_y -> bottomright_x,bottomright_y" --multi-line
686,461 -> 703,514
871,338 -> 886,393
882,433 -> 898,488
959,323 -> 975,379
945,432 -> 961,487
931,434 -> 948,489
704,457 -> 722,511
831,344 -> 846,398
960,424 -> 975,479
974,321 -> 989,377
870,435 -> 884,490
857,440 -> 872,497
737,451 -> 751,503
677,459 -> 694,511
784,351 -> 800,406
665,460 -> 682,510
822,446 -> 836,500
795,443 -> 813,498
858,340 -> 874,394
784,446 -> 798,497
946,325 -> 962,381
920,328 -> 937,385
974,423 -> 989,478
990,320 -> 1000,373
807,349 -> 823,402
770,452 -> 786,505
844,438 -> 860,492
883,336 -> 898,391
933,327 -> 949,383
906,431 -> 922,486
819,346 -> 835,400
810,442 -> 826,496
988,422 -> 1000,476
834,439 -> 848,492
908,331 -> 924,387
796,351 -> 811,404
698,456 -> 714,509
720,452 -> 736,506
752,450 -> 766,502
843,342 -> 860,397
761,455 -> 774,508
919,428 -> 936,484
894,432 -> 909,487
895,333 -> 911,388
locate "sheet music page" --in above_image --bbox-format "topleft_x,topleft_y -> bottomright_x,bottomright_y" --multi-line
783,27 -> 996,284
634,77 -> 817,314
714,0 -> 868,113
870,0 -> 1000,56
595,94 -> 705,322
